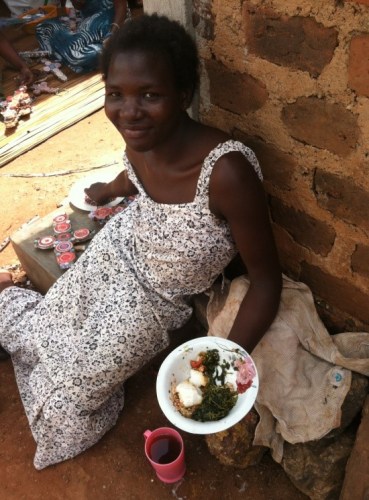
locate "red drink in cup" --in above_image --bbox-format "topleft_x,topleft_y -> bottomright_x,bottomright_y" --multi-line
143,427 -> 185,483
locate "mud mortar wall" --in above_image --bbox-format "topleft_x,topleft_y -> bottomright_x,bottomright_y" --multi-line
193,0 -> 369,332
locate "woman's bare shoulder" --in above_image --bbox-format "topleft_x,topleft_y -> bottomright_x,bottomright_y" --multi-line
194,123 -> 231,151
208,147 -> 265,218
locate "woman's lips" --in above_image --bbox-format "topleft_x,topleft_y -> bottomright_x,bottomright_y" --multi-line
120,127 -> 149,139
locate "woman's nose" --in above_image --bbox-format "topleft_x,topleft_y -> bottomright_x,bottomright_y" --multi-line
119,97 -> 142,120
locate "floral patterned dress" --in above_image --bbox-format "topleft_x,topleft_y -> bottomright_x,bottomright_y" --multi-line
0,140 -> 261,469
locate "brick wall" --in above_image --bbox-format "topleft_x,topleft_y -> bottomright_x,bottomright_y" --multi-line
193,0 -> 369,332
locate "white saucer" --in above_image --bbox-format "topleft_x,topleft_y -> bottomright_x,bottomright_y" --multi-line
68,169 -> 124,211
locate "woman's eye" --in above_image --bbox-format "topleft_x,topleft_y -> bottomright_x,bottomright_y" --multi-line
106,91 -> 121,98
143,92 -> 159,100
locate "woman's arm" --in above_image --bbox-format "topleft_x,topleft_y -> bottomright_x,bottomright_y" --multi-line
0,32 -> 33,84
85,169 -> 138,204
111,0 -> 128,32
70,0 -> 85,10
210,151 -> 282,353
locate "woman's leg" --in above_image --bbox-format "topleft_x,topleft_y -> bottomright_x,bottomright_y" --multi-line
0,270 -> 13,360
0,269 -> 13,293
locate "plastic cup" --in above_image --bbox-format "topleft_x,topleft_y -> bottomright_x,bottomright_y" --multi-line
143,427 -> 186,483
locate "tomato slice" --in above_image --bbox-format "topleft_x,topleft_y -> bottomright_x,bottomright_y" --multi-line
236,380 -> 252,394
190,358 -> 203,369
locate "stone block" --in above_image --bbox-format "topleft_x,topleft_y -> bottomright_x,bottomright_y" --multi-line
205,408 -> 267,468
270,197 -> 336,256
282,424 -> 357,499
282,97 -> 359,157
205,59 -> 268,115
243,5 -> 338,77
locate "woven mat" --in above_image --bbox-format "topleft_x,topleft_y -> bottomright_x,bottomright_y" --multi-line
0,26 -> 105,167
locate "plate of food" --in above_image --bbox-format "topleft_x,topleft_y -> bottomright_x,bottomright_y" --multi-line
68,169 -> 124,211
156,337 -> 259,434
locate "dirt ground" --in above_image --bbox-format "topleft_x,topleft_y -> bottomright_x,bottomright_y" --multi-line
0,107 -> 309,498
0,109 -> 123,269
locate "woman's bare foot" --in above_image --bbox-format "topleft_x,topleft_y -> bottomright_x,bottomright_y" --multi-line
0,269 -> 14,293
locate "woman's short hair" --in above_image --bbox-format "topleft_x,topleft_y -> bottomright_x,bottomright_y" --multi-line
101,14 -> 199,101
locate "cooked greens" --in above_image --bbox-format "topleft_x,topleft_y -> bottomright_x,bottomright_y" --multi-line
191,349 -> 238,421
191,383 -> 238,422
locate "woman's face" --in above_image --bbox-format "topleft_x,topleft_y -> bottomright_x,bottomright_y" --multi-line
104,49 -> 188,152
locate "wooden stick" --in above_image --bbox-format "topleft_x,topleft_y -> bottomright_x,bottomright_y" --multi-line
1,72 -> 105,167
0,161 -> 120,178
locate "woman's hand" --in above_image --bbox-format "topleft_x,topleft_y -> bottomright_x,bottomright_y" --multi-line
84,182 -> 112,206
85,169 -> 138,205
18,65 -> 34,85
0,33 -> 34,86
71,0 -> 86,10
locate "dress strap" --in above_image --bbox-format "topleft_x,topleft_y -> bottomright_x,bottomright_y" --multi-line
123,141 -> 262,201
122,153 -> 146,196
195,140 -> 263,201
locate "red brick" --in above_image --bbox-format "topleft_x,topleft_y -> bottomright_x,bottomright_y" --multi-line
205,59 -> 268,115
243,5 -> 338,77
300,262 -> 369,324
345,0 -> 369,5
351,244 -> 369,278
314,170 -> 369,231
282,97 -> 359,157
348,35 -> 369,97
270,197 -> 336,256
273,225 -> 303,280
314,297 -> 362,335
231,131 -> 297,191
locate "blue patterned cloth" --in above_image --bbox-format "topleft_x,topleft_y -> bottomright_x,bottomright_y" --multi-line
36,0 -> 123,73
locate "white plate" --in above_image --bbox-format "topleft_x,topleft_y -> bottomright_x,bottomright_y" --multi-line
156,337 -> 259,434
68,169 -> 124,211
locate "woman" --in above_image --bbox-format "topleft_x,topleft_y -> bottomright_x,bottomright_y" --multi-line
35,0 -> 129,73
0,14 -> 281,469
0,31 -> 33,97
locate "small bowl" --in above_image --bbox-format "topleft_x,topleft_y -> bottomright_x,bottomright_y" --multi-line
156,336 -> 259,434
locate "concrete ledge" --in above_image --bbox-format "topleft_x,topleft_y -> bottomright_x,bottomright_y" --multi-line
10,205 -> 100,294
